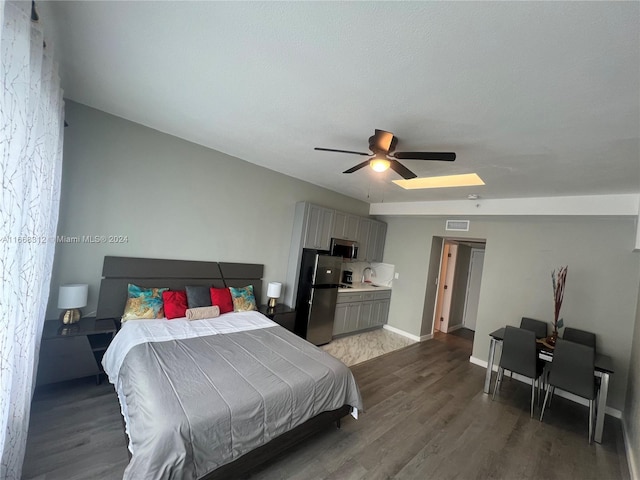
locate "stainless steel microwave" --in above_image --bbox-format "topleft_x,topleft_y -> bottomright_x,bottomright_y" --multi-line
330,238 -> 358,260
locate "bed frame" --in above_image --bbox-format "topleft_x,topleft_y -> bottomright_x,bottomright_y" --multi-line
96,256 -> 350,479
96,255 -> 264,319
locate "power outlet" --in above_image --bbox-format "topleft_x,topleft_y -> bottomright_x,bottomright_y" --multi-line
394,272 -> 399,280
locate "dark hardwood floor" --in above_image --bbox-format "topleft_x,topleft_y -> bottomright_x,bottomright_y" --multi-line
447,327 -> 475,342
22,332 -> 629,480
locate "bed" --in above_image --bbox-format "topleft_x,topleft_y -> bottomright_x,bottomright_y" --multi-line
98,256 -> 363,480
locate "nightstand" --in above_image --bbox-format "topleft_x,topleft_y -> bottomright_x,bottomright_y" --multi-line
36,317 -> 117,386
258,304 -> 296,332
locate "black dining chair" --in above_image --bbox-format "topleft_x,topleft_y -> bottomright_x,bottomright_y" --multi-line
492,326 -> 545,418
520,317 -> 548,385
563,327 -> 596,350
563,327 -> 600,394
520,317 -> 548,339
539,338 -> 596,443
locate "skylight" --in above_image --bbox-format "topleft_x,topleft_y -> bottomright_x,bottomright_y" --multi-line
393,173 -> 485,190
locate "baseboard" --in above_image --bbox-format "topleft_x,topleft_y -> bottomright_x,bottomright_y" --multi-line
470,356 -> 497,371
468,356 -> 622,419
447,324 -> 463,333
383,324 -> 432,342
622,418 -> 639,480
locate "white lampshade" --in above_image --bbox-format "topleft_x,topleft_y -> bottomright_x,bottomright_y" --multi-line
58,284 -> 88,309
267,282 -> 282,299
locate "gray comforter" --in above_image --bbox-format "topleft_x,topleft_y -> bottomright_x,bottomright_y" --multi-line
117,326 -> 363,479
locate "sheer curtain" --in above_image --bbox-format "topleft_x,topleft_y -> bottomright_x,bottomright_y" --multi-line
0,1 -> 64,478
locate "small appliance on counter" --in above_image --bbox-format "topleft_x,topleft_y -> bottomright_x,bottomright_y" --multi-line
342,270 -> 353,285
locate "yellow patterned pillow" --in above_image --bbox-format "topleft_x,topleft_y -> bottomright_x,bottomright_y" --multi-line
229,285 -> 257,312
121,284 -> 168,322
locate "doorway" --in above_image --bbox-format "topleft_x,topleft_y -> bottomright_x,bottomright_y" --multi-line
462,248 -> 485,331
428,237 -> 486,337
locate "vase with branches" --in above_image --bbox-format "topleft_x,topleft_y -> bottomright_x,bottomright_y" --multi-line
550,265 -> 568,345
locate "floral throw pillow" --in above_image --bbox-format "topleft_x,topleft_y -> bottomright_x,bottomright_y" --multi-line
229,285 -> 257,312
122,284 -> 168,322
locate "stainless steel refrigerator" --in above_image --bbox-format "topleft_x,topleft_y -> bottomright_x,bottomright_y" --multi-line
295,249 -> 342,345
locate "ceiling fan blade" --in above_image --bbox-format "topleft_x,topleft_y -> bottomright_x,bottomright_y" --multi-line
373,129 -> 394,152
392,151 -> 456,161
389,160 -> 417,180
315,147 -> 370,156
343,160 -> 372,174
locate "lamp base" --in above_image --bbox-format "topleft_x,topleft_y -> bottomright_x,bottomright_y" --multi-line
268,297 -> 277,308
60,308 -> 82,325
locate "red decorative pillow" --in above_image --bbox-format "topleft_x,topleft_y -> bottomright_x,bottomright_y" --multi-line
210,287 -> 234,314
162,290 -> 188,320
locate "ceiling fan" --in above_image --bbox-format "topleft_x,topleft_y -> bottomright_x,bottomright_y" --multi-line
315,129 -> 456,180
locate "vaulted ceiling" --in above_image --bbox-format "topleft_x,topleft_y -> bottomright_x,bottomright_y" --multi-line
40,1 -> 639,204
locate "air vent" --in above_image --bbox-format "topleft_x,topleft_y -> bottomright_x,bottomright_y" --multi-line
446,220 -> 470,232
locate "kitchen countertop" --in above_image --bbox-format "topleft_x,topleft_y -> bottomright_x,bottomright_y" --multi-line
338,283 -> 392,293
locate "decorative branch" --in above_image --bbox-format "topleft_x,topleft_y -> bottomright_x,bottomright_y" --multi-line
551,266 -> 568,331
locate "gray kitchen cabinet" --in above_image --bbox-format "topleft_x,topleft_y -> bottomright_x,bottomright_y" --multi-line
372,298 -> 390,327
303,204 -> 334,250
346,302 -> 361,333
334,290 -> 391,337
367,220 -> 387,262
379,300 -> 390,325
333,300 -> 361,336
332,211 -> 359,241
333,303 -> 349,335
375,222 -> 387,261
358,301 -> 374,330
356,218 -> 371,261
371,290 -> 391,328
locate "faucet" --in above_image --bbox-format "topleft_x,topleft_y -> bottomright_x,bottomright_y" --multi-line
361,267 -> 373,283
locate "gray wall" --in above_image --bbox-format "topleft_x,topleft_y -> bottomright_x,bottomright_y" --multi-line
47,102 -> 369,318
382,215 -> 640,411
419,236 -> 443,338
624,288 -> 640,477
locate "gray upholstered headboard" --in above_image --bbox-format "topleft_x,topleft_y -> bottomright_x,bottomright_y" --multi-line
96,256 -> 264,319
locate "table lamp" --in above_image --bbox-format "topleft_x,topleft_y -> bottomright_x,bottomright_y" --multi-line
266,282 -> 282,308
58,284 -> 88,324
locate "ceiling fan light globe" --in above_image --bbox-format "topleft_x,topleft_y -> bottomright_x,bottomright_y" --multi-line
370,158 -> 391,172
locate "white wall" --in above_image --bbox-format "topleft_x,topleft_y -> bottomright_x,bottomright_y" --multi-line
382,215 -> 640,411
47,102 -> 369,318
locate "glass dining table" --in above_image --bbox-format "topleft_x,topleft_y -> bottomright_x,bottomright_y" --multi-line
484,327 -> 615,444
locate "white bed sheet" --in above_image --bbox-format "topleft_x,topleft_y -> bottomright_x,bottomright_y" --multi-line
102,310 -> 277,386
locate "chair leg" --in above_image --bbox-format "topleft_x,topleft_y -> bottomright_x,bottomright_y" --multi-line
530,380 -> 535,418
589,400 -> 593,445
548,385 -> 555,408
540,384 -> 551,421
492,367 -> 502,400
538,377 -> 543,405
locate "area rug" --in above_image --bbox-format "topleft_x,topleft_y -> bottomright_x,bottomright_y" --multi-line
321,328 -> 416,366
